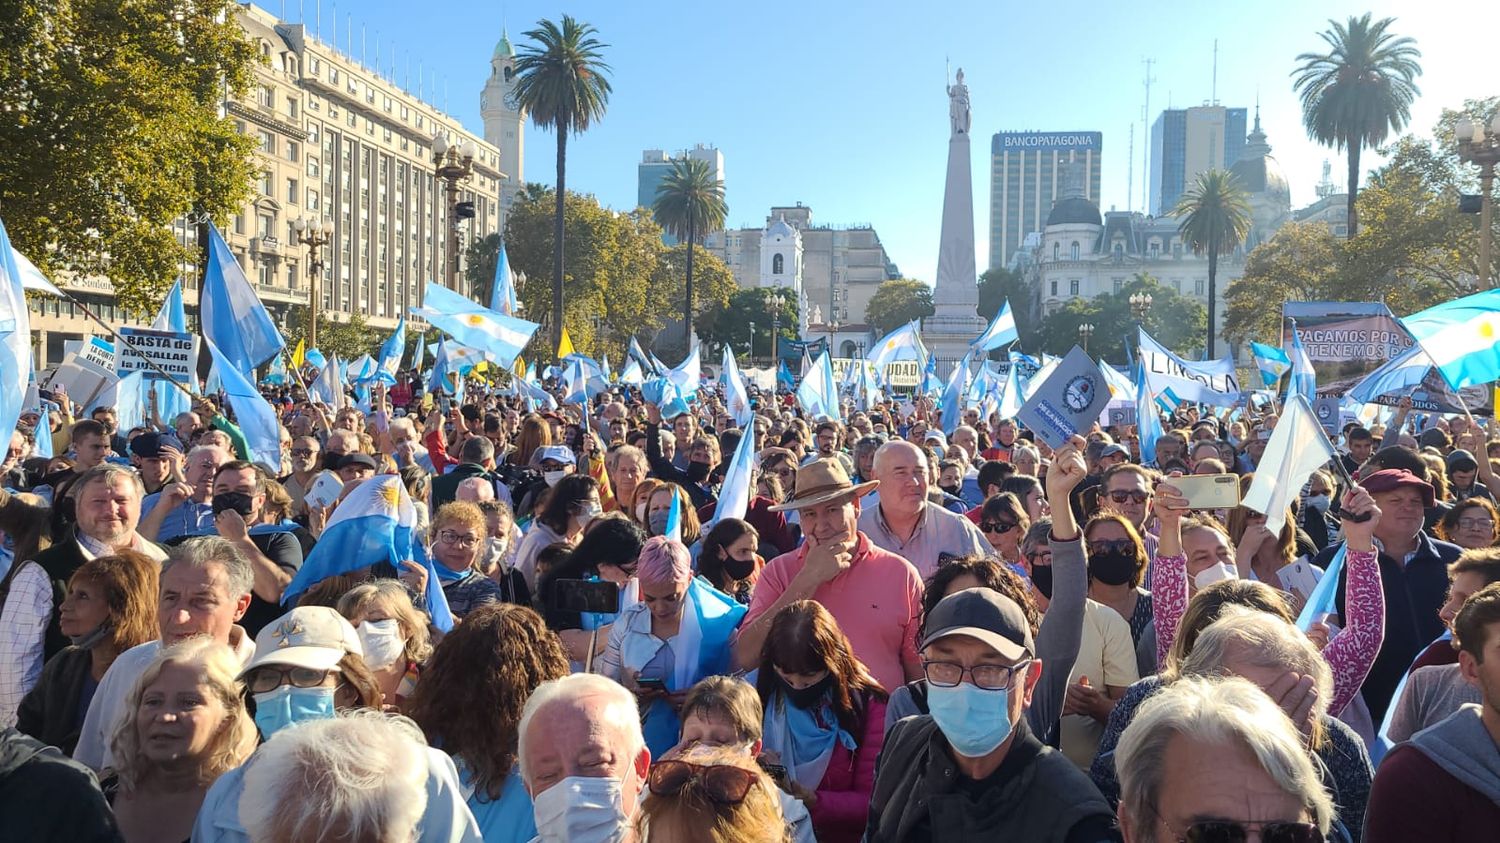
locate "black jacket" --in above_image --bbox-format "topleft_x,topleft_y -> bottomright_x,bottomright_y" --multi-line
16,646 -> 93,756
0,728 -> 121,842
430,463 -> 493,511
31,539 -> 92,661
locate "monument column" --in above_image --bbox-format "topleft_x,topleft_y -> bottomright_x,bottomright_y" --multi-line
923,68 -> 987,375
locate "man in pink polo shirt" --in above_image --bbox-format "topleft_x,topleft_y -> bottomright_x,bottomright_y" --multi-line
733,458 -> 925,691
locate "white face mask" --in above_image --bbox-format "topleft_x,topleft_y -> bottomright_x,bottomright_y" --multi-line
532,776 -> 630,843
1193,561 -> 1239,590
356,618 -> 406,671
576,501 -> 602,529
543,470 -> 567,487
635,502 -> 648,522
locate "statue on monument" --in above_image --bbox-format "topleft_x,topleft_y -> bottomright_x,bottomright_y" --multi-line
948,68 -> 970,136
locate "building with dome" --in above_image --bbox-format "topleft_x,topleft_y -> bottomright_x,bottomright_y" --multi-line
1228,107 -> 1292,251
480,30 -> 525,233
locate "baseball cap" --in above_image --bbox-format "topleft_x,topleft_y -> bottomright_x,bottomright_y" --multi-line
1099,443 -> 1129,460
920,588 -> 1034,661
242,606 -> 363,676
130,432 -> 184,459
337,453 -> 378,472
1360,468 -> 1435,508
536,444 -> 576,466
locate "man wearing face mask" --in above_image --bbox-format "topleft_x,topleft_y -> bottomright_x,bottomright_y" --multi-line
865,588 -> 1116,842
642,402 -> 720,511
199,461 -> 303,637
520,673 -> 651,843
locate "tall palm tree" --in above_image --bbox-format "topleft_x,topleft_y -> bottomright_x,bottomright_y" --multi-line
511,16 -> 612,358
1174,170 -> 1252,359
652,157 -> 727,353
1293,13 -> 1421,238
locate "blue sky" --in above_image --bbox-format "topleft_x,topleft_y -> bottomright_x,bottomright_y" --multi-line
270,0 -> 1496,283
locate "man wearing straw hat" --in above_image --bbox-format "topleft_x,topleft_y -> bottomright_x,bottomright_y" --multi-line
732,458 -> 925,691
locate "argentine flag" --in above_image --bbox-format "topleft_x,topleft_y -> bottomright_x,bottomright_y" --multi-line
1242,394 -> 1335,536
940,354 -> 971,435
721,346 -> 753,428
204,338 -> 283,470
708,420 -> 758,530
375,315 -> 406,386
1402,288 -> 1500,390
971,301 -> 1019,352
1284,320 -> 1317,404
201,222 -> 284,378
414,282 -> 539,369
1250,341 -> 1292,389
870,319 -> 928,372
666,344 -> 703,397
490,241 -> 519,316
795,349 -> 841,422
152,280 -> 188,333
0,217 -> 33,444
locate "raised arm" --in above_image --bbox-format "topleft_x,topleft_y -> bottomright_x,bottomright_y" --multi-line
1321,485 -> 1386,715
1150,475 -> 1190,668
1029,435 -> 1089,734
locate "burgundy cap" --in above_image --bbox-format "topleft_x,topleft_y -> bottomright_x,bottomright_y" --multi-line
1360,469 -> 1435,508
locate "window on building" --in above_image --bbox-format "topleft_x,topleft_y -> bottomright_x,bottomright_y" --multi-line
1052,242 -> 1060,261
259,170 -> 273,195
1113,277 -> 1124,293
258,130 -> 275,154
233,214 -> 245,235
307,156 -> 320,178
287,97 -> 299,118
257,213 -> 273,238
1113,242 -> 1124,260
258,85 -> 274,109
307,188 -> 320,210
287,178 -> 298,203
1148,240 -> 1160,259
1173,242 -> 1183,258
1071,241 -> 1080,261
772,253 -> 784,275
259,263 -> 274,287
1195,279 -> 1205,296
346,111 -> 356,128
1070,279 -> 1080,296
1050,280 -> 1058,297
287,264 -> 299,289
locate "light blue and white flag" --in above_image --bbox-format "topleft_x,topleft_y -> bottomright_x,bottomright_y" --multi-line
1348,344 -> 1434,406
349,354 -> 377,385
1295,544 -> 1346,634
515,376 -> 558,412
940,354 -> 971,436
264,354 -> 288,386
998,361 -> 1024,419
721,346 -> 753,428
1284,320 -> 1317,405
308,354 -> 344,406
1135,357 -> 1164,465
427,338 -> 459,396
795,350 -> 841,422
920,352 -> 943,397
1099,362 -> 1137,404
649,350 -> 669,377
490,240 -> 519,316
12,247 -> 63,297
201,222 -> 284,378
1138,328 -> 1241,406
663,483 -> 683,544
1242,394 -> 1335,536
619,358 -> 645,386
204,338 -> 283,469
33,406 -> 53,459
1401,288 -> 1500,390
111,371 -> 148,434
854,358 -> 882,413
305,348 -> 327,371
0,218 -> 32,442
971,301 -> 1019,352
706,424 -> 756,530
870,319 -> 929,372
666,344 -> 702,398
152,279 -> 188,333
628,337 -> 653,374
410,336 -> 425,375
1250,341 -> 1292,389
375,315 -> 406,386
413,281 -> 539,369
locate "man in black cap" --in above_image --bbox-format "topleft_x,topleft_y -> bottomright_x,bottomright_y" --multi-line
129,432 -> 184,497
335,453 -> 378,486
865,588 -> 1117,842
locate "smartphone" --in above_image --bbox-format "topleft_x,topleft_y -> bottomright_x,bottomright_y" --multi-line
758,760 -> 789,788
1170,473 -> 1241,510
549,579 -> 620,615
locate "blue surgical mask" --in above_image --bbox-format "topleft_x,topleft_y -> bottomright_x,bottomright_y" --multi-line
253,685 -> 336,738
926,681 -> 1014,757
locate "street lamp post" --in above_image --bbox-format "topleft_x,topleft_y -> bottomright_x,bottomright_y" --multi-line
1456,113 -> 1500,288
748,320 -> 757,364
1130,291 -> 1154,323
769,291 -> 785,367
432,131 -> 477,292
291,217 -> 335,349
1078,322 -> 1095,354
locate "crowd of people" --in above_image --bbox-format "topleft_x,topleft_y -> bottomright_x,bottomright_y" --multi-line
1,371 -> 1498,842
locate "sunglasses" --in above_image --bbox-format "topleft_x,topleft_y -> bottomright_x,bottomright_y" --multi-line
1159,817 -> 1323,843
290,448 -> 315,458
1087,539 -> 1138,557
648,760 -> 757,804
1107,489 -> 1152,504
980,520 -> 1017,535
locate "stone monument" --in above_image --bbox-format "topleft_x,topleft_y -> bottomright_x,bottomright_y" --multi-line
922,68 -> 987,375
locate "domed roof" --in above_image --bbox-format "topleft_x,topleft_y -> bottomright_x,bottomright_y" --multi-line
1046,196 -> 1102,227
494,31 -> 514,59
1229,109 -> 1291,203
766,214 -> 797,240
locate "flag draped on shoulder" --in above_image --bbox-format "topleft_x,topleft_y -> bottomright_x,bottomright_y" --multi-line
201,222 -> 284,378
1242,394 -> 1335,536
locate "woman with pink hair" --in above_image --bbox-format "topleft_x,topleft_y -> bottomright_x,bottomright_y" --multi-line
597,536 -> 747,757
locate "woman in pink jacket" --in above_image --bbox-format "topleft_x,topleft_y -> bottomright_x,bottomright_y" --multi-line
756,600 -> 888,843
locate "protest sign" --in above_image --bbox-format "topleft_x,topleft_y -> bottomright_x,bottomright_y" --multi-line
1282,302 -> 1414,397
1017,346 -> 1111,449
116,327 -> 196,386
1137,329 -> 1240,406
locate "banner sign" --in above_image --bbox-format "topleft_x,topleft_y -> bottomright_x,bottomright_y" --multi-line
1017,346 -> 1112,449
831,358 -> 920,389
1137,329 -> 1240,406
1282,302 -> 1415,397
777,337 -> 828,363
63,337 -> 116,372
116,328 -> 196,384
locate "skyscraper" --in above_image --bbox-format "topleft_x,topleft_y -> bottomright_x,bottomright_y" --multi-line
1149,105 -> 1248,215
988,131 -> 1103,271
638,144 -> 724,244
480,31 -> 525,234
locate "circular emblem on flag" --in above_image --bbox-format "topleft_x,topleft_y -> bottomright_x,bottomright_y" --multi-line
1063,375 -> 1098,413
466,314 -> 485,326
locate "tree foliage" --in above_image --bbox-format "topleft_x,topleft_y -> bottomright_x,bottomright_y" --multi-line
866,279 -> 935,337
652,157 -> 728,354
1173,169 -> 1253,358
978,267 -> 1039,351
695,287 -> 800,363
284,306 -> 376,363
0,0 -> 261,316
1038,274 -> 1207,363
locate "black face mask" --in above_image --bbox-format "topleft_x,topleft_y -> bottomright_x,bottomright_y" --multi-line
939,483 -> 961,496
212,491 -> 256,518
779,673 -> 832,710
1030,564 -> 1054,599
1088,550 -> 1138,587
722,553 -> 756,581
685,460 -> 711,484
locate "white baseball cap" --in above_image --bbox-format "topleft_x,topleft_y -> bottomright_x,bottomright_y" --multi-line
242,606 -> 363,676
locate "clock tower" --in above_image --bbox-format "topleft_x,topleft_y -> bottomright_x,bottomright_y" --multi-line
480,31 -> 524,234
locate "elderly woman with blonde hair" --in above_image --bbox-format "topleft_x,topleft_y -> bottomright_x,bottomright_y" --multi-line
636,744 -> 792,843
104,638 -> 256,843
337,579 -> 434,710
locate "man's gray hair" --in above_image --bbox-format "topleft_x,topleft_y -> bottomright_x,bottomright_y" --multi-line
1116,675 -> 1334,839
460,435 -> 494,465
518,673 -> 643,786
853,435 -> 886,457
73,463 -> 144,500
239,711 -> 429,843
1179,605 -> 1334,725
164,536 -> 254,598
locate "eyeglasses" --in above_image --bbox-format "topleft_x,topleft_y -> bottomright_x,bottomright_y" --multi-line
1026,551 -> 1053,566
245,665 -> 338,695
980,520 -> 1018,535
1458,517 -> 1496,531
437,530 -> 480,548
1108,489 -> 1152,504
290,448 -> 315,458
1148,805 -> 1324,843
648,760 -> 757,804
1088,539 -> 1138,558
921,658 -> 1031,691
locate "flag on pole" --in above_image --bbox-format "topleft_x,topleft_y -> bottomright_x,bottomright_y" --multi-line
619,358 -> 644,386
1401,288 -> 1500,390
666,344 -> 702,397
375,315 -> 406,386
11,248 -> 63,297
151,279 -> 188,333
1250,341 -> 1292,389
490,240 -> 518,315
1134,355 -> 1164,465
971,301 -> 1018,352
204,338 -> 283,469
628,337 -> 653,374
1284,320 -> 1317,405
265,354 -> 288,386
706,423 -> 756,530
33,406 -> 52,459
0,217 -> 32,444
412,282 -> 539,369
308,354 -> 344,406
663,482 -> 683,543
557,328 -> 576,360
870,319 -> 928,372
940,354 -> 971,435
1242,394 -> 1336,536
795,350 -> 841,421
200,222 -> 284,378
998,360 -> 1024,419
721,345 -> 752,428
305,348 -> 327,371
291,340 -> 306,370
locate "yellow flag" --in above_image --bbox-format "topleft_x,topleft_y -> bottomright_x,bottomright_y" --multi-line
474,360 -> 489,374
292,339 -> 305,369
558,328 -> 576,359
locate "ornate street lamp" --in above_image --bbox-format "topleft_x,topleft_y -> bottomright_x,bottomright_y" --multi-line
1455,112 -> 1500,288
432,131 -> 477,291
1078,322 -> 1095,354
291,216 -> 335,349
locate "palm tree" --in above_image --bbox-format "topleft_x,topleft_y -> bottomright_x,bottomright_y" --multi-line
511,16 -> 612,358
652,157 -> 727,353
1293,13 -> 1422,238
1173,169 -> 1252,358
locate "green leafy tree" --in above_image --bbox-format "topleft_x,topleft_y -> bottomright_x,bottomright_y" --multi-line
656,243 -> 735,355
866,279 -> 935,337
1224,222 -> 1341,346
1293,13 -> 1423,237
1174,170 -> 1253,358
285,306 -> 375,362
511,16 -> 613,359
696,288 -> 800,363
0,0 -> 260,315
977,267 -> 1038,352
466,232 -> 504,305
1038,274 -> 1206,362
652,158 -> 728,353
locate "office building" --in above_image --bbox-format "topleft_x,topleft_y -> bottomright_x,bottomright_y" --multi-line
638,145 -> 724,244
1150,105 -> 1247,215
29,3 -> 504,365
480,31 -> 525,233
988,131 -> 1103,270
